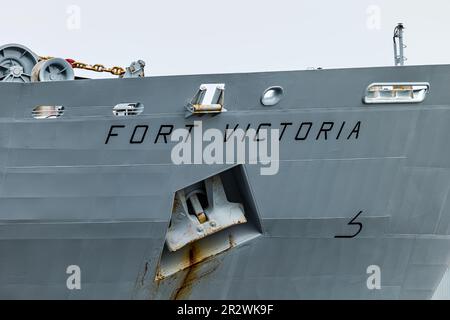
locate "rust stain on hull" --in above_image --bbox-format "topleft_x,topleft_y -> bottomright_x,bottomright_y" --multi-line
141,262 -> 149,286
132,260 -> 151,299
151,232 -> 237,300
228,234 -> 236,247
172,246 -> 197,300
171,257 -> 221,300
170,235 -> 236,300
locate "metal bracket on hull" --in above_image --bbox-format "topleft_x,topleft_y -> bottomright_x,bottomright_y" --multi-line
121,60 -> 146,78
185,84 -> 227,118
166,175 -> 246,252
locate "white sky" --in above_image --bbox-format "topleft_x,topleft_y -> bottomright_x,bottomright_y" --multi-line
1,0 -> 450,76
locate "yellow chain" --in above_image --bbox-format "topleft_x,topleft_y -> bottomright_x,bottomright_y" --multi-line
39,56 -> 126,76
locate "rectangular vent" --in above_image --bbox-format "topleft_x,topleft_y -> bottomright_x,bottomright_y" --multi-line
32,105 -> 64,119
364,82 -> 429,104
113,103 -> 144,116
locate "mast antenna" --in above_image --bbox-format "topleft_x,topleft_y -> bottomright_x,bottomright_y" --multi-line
393,23 -> 407,66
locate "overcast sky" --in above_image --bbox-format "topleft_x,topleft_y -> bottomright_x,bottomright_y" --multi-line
1,0 -> 450,76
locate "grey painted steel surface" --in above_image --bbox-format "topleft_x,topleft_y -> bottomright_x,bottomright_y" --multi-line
0,65 -> 450,299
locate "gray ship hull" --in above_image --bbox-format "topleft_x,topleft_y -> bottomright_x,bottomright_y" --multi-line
1,65 -> 450,299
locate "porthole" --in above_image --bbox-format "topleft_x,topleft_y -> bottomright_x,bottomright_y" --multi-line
261,86 -> 284,106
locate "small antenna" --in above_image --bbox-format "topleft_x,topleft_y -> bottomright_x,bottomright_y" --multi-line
393,23 -> 407,66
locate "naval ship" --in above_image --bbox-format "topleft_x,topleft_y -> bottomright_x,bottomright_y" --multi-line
1,24 -> 450,299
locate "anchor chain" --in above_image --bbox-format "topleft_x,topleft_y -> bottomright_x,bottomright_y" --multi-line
39,56 -> 126,76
